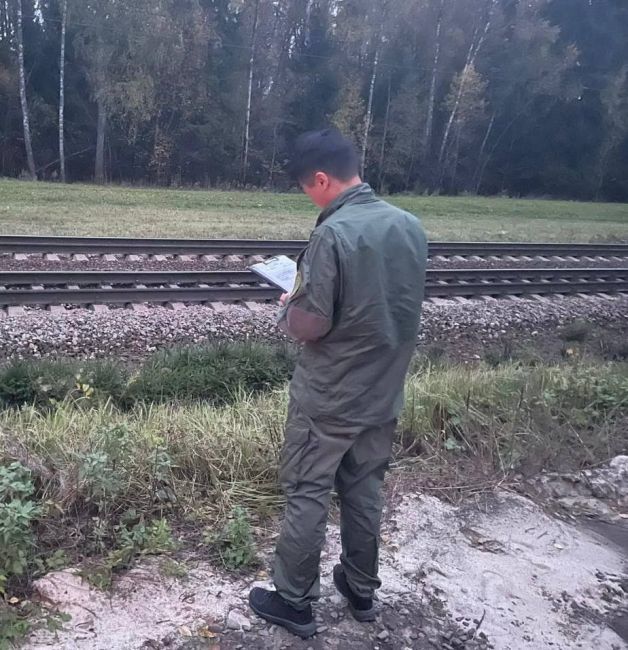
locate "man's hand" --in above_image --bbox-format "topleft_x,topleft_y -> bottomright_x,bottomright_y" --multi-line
279,293 -> 290,306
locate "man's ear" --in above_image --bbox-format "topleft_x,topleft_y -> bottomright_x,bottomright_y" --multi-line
314,171 -> 330,188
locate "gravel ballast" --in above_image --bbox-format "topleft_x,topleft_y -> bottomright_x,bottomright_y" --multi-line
0,294 -> 626,359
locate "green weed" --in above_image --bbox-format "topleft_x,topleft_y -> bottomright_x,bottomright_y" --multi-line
0,463 -> 41,595
160,558 -> 188,580
0,602 -> 31,649
0,601 -> 71,650
82,516 -> 177,590
205,506 -> 257,571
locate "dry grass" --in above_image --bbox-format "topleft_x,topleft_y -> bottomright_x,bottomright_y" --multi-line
1,178 -> 626,241
0,357 -> 625,624
1,360 -> 625,520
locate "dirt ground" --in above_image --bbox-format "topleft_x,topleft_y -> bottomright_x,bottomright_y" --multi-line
24,460 -> 628,650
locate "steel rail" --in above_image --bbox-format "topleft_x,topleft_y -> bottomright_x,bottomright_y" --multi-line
0,235 -> 626,257
0,270 -> 257,285
0,268 -> 625,306
0,268 -> 625,287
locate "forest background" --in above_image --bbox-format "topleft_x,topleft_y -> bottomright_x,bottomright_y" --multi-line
1,0 -> 627,202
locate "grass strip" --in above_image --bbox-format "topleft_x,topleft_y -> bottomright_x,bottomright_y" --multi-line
0,359 -> 625,633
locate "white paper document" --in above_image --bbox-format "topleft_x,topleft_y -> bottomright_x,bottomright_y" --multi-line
248,255 -> 297,293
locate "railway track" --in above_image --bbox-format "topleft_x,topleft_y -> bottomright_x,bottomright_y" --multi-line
2,235 -> 627,260
0,268 -> 625,308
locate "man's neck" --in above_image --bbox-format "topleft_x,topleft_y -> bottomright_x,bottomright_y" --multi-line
324,176 -> 363,207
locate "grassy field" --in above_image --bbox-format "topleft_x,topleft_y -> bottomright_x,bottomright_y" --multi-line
1,178 -> 626,241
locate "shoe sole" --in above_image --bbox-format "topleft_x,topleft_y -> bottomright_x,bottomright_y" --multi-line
333,573 -> 377,622
249,596 -> 318,639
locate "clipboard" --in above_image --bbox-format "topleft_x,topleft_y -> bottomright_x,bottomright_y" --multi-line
248,255 -> 297,293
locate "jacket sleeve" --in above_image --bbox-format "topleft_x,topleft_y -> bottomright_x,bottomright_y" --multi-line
277,228 -> 339,343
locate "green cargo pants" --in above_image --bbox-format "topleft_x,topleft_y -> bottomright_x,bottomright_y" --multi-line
273,399 -> 396,610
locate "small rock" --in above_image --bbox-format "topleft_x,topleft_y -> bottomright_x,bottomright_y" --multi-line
316,625 -> 329,634
32,569 -> 100,628
377,629 -> 390,641
226,610 -> 251,631
329,593 -> 345,606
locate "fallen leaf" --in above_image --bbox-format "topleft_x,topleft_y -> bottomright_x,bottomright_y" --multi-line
460,526 -> 506,554
178,625 -> 193,637
198,626 -> 218,639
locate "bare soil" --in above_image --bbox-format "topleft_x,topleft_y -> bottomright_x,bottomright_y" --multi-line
24,462 -> 628,650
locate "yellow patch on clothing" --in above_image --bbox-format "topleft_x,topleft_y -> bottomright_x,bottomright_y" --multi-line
290,269 -> 303,297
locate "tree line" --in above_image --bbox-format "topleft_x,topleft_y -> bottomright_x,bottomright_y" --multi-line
1,0 -> 627,201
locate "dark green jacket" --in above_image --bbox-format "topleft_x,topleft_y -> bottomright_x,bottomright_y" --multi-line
279,183 -> 427,425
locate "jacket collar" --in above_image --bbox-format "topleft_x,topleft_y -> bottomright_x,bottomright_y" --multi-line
315,183 -> 375,227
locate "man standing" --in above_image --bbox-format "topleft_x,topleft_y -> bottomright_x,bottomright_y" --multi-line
249,129 -> 428,638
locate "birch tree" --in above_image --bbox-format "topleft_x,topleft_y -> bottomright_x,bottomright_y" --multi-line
377,74 -> 392,192
360,39 -> 380,177
58,0 -> 67,182
241,0 -> 260,184
15,0 -> 36,179
437,0 -> 495,170
423,0 -> 444,155
440,63 -> 488,190
472,0 -> 579,193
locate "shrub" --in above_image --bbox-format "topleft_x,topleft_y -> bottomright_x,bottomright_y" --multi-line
125,342 -> 295,406
559,320 -> 591,342
0,343 -> 296,411
0,360 -> 127,409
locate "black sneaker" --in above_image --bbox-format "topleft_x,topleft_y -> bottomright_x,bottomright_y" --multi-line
333,564 -> 377,622
248,587 -> 317,638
